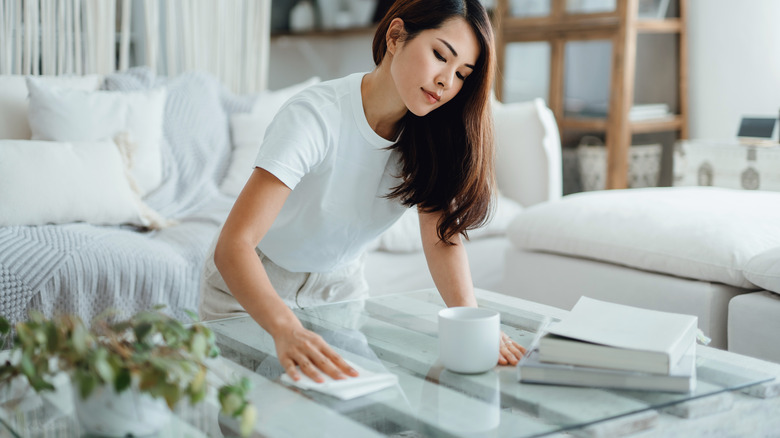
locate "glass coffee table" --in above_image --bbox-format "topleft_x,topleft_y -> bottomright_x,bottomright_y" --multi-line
1,289 -> 776,437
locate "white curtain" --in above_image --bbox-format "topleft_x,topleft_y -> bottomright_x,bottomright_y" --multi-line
150,0 -> 271,93
0,0 -> 270,93
0,0 -> 119,76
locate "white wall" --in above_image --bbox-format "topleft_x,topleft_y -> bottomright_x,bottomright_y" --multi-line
688,0 -> 780,140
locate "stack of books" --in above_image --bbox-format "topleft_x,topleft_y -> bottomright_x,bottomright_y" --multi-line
518,297 -> 699,393
629,104 -> 674,121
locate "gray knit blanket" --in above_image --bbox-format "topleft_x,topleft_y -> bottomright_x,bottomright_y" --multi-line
0,68 -> 255,325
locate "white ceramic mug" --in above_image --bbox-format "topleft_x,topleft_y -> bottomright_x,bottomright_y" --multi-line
438,307 -> 500,374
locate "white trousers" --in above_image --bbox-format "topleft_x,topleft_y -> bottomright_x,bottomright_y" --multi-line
198,233 -> 369,322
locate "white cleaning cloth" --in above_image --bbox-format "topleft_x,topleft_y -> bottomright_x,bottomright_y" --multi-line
280,360 -> 398,400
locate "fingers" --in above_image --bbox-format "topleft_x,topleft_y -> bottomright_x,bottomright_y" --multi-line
322,346 -> 360,377
281,358 -> 301,382
498,333 -> 526,366
280,331 -> 358,383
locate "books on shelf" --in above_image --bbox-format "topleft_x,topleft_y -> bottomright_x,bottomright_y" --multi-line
518,342 -> 696,393
563,101 -> 674,121
539,297 -> 698,375
629,104 -> 673,121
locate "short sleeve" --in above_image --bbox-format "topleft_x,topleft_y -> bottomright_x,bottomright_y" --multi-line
254,97 -> 330,190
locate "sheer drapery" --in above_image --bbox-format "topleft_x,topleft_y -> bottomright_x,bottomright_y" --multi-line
0,0 -> 270,93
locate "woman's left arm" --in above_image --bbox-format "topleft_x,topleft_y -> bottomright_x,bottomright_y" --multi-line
419,209 -> 526,365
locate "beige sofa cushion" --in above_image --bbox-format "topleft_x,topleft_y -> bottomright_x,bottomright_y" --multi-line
508,186 -> 780,288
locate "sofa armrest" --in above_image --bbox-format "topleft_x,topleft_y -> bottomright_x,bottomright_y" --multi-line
494,98 -> 562,207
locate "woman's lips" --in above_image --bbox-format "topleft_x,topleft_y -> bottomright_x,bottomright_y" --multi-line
423,88 -> 440,104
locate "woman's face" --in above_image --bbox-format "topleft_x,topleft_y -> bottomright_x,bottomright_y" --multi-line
389,17 -> 480,117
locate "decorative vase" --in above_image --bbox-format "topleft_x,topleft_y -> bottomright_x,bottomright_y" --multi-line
73,383 -> 172,437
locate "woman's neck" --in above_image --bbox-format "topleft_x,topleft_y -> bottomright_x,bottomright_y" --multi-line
361,65 -> 408,141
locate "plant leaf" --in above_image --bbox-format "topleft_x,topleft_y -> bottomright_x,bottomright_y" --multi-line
19,352 -> 35,378
71,323 -> 88,355
0,317 -> 10,335
240,403 -> 257,437
134,322 -> 153,343
190,333 -> 207,360
183,309 -> 199,322
114,368 -> 132,393
77,371 -> 98,399
93,349 -> 115,383
219,391 -> 243,416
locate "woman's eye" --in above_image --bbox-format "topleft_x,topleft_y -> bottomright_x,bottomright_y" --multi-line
434,50 -> 446,62
456,72 -> 465,80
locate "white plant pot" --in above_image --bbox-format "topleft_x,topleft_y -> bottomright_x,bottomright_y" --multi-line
73,383 -> 172,437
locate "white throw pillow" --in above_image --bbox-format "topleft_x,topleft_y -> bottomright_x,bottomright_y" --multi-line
221,77 -> 320,197
25,77 -> 166,196
507,187 -> 780,289
0,74 -> 102,139
493,98 -> 562,207
0,140 -> 153,227
744,248 -> 780,295
372,195 -> 524,253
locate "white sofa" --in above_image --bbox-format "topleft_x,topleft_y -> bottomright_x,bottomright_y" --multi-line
0,69 -> 562,328
496,151 -> 780,362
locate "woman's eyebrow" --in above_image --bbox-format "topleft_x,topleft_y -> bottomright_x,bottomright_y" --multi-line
437,38 -> 475,69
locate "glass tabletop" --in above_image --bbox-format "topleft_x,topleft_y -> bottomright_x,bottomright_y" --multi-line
0,289 -> 774,438
203,289 -> 774,438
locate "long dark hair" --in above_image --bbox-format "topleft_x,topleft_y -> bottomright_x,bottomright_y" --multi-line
373,0 -> 496,245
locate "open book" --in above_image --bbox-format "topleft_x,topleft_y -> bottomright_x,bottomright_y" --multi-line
539,297 -> 698,374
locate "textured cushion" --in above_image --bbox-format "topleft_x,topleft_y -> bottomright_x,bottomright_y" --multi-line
744,247 -> 780,294
26,76 -> 166,196
0,140 -> 147,226
372,195 -> 523,253
0,74 -> 102,139
508,187 -> 780,288
221,77 -> 320,197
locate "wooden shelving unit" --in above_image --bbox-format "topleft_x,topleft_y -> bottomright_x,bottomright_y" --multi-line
494,0 -> 688,189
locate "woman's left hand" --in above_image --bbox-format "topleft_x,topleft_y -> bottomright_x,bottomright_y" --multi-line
498,331 -> 526,365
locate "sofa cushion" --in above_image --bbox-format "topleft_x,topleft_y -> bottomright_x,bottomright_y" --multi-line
0,140 -> 148,227
493,98 -> 562,207
743,247 -> 780,294
0,74 -> 102,139
26,77 -> 166,197
104,68 -> 239,218
221,77 -> 320,197
508,187 -> 780,288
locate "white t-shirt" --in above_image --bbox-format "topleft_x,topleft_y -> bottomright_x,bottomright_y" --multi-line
254,73 -> 408,273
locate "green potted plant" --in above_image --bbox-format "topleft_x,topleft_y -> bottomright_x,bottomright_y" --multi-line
0,307 -> 256,437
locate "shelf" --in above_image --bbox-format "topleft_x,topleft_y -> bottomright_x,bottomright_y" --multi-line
560,115 -> 683,134
636,18 -> 682,33
271,25 -> 376,39
561,117 -> 608,131
630,115 -> 684,133
495,0 -> 688,189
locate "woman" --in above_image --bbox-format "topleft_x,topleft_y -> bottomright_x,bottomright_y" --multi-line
200,0 -> 526,382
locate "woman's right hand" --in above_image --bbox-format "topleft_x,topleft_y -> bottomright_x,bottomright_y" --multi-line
274,324 -> 360,383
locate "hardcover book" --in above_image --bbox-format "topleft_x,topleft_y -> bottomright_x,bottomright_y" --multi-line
539,297 -> 698,374
519,342 -> 696,393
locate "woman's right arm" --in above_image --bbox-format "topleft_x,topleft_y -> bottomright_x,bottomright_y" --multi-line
214,167 -> 358,382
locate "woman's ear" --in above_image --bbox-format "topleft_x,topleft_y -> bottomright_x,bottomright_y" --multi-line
386,18 -> 405,56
